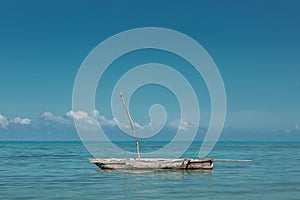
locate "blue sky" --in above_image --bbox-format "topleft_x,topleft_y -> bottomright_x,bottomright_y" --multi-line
0,0 -> 300,141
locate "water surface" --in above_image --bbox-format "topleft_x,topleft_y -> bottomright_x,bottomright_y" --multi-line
1,141 -> 299,199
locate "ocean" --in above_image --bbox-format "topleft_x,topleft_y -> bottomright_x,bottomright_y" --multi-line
1,141 -> 299,199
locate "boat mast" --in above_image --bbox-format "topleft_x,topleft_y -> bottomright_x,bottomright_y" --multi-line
120,92 -> 141,160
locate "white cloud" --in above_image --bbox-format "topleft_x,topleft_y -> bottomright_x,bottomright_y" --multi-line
91,110 -> 116,126
66,110 -> 97,125
66,110 -> 116,127
98,115 -> 116,126
12,117 -> 31,125
66,110 -> 101,132
113,117 -> 150,130
113,117 -> 165,138
41,112 -> 70,124
0,113 -> 9,129
169,119 -> 191,131
285,124 -> 300,134
272,124 -> 300,135
289,124 -> 300,134
40,110 -> 118,132
113,117 -> 130,129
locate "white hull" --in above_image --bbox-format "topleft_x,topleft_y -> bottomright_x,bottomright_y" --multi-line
89,158 -> 213,170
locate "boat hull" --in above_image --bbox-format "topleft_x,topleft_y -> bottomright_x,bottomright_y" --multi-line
89,158 -> 213,170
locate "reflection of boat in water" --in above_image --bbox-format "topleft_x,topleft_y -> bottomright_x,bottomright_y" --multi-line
94,167 -> 214,175
90,93 -> 214,170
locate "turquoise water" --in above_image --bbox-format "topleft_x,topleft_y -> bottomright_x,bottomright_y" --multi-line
1,141 -> 299,199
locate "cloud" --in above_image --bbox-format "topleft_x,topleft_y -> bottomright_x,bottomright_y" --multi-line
113,117 -> 156,130
66,110 -> 105,132
0,114 -> 9,129
288,124 -> 300,134
66,110 -> 117,127
168,119 -> 192,131
37,110 -> 117,132
113,117 -> 138,129
92,110 -> 116,127
1,110 -> 194,136
98,115 -> 116,127
0,114 -> 32,130
272,123 -> 300,135
66,110 -> 97,126
41,112 -> 70,124
12,117 -> 31,125
113,117 -> 167,138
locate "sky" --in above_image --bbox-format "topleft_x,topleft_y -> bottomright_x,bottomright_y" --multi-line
0,0 -> 300,141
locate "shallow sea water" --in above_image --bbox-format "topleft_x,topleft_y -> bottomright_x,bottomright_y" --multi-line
0,141 -> 299,199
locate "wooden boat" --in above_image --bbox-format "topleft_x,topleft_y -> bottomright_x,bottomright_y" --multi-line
90,158 -> 213,170
90,93 -> 214,170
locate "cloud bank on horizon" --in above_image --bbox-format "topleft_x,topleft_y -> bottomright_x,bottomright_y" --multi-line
0,110 -> 299,141
0,110 -> 195,139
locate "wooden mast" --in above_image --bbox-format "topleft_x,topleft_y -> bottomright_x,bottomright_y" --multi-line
120,92 -> 141,160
